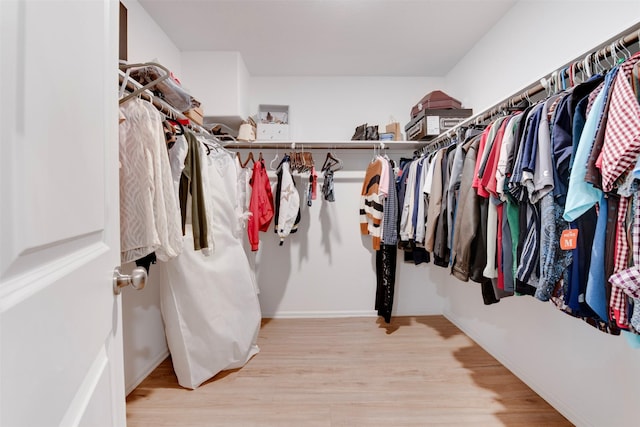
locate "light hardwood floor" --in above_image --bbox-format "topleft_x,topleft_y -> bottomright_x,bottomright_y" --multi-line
126,316 -> 572,426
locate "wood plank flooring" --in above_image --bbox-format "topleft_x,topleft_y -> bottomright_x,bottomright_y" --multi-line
126,316 -> 572,426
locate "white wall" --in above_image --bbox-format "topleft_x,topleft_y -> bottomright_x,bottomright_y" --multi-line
445,0 -> 640,114
250,151 -> 446,318
119,0 -> 181,393
250,76 -> 449,140
120,0 -> 182,74
442,2 -> 640,426
180,51 -> 250,119
248,76 -> 447,318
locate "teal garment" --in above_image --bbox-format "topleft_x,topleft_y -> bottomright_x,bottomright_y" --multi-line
505,197 -> 519,288
585,194 -> 608,321
563,87 -> 606,222
623,330 -> 640,348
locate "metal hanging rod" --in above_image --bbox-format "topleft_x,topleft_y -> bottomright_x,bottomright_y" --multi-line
224,140 -> 400,150
419,22 -> 640,155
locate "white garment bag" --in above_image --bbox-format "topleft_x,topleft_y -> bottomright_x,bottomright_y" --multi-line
157,142 -> 261,389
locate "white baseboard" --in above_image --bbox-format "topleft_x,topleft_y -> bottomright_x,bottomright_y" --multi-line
125,348 -> 170,395
262,310 -> 378,319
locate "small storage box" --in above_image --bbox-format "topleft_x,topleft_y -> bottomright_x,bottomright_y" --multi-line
185,106 -> 204,126
257,104 -> 290,141
405,108 -> 473,141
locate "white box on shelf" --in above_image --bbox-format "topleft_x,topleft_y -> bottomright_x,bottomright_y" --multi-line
257,123 -> 290,141
257,104 -> 289,141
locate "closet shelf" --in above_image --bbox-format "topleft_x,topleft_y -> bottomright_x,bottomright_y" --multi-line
224,140 -> 423,150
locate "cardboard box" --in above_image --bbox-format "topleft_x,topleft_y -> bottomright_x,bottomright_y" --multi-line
257,104 -> 289,141
185,106 -> 204,126
404,108 -> 473,141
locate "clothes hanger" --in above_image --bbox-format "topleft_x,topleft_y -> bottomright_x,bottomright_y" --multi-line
594,50 -> 605,74
297,145 -> 307,173
162,119 -> 178,149
288,150 -> 298,172
379,142 -> 391,161
270,147 -> 280,171
303,152 -> 314,174
201,135 -> 222,155
165,117 -> 185,135
322,151 -> 342,172
560,67 -> 568,91
240,151 -> 255,169
570,62 -> 579,86
603,45 -> 615,69
200,140 -> 212,155
609,42 -> 620,66
619,38 -> 632,60
582,53 -> 593,79
118,68 -> 132,100
325,145 -> 343,172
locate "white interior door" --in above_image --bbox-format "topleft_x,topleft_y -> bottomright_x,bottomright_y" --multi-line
0,1 -> 125,426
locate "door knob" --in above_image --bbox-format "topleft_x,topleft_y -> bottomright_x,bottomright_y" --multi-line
113,266 -> 147,295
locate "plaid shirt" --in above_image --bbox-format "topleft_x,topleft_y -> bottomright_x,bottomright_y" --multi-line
601,53 -> 640,193
610,194 -> 640,310
610,196 -> 631,327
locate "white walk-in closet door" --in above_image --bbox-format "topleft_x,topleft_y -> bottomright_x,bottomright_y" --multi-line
0,1 -> 125,426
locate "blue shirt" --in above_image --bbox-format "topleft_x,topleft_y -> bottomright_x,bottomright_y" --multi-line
563,70 -> 617,222
551,93 -> 574,204
585,194 -> 609,321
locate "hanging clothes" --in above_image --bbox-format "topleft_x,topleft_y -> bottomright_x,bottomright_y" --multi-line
424,149 -> 444,252
414,51 -> 640,337
360,158 -> 384,250
433,143 -> 456,267
376,245 -> 397,324
247,158 -> 274,251
321,152 -> 341,202
234,152 -> 253,238
377,157 -> 399,323
274,155 -> 300,245
450,135 -> 481,282
358,154 -> 401,323
322,169 -> 336,202
119,98 -> 183,264
305,166 -> 318,207
179,132 -> 210,252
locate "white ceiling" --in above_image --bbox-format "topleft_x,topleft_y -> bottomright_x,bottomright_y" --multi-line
138,0 -> 517,76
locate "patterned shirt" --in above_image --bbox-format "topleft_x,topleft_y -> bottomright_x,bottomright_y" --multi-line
610,196 -> 630,327
382,159 -> 399,246
600,52 -> 640,193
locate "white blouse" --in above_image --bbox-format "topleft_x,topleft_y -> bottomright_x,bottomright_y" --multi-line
119,98 -> 183,263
